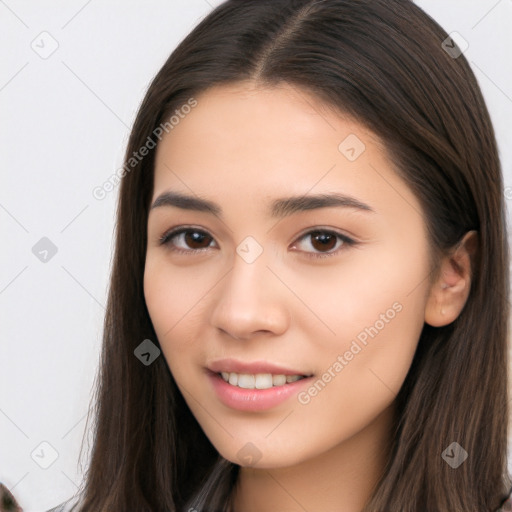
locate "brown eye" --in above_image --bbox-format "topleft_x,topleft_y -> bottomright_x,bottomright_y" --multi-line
160,228 -> 216,253
309,231 -> 338,252
182,230 -> 213,249
291,229 -> 356,259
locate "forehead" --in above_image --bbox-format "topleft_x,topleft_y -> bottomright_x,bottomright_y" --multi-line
157,81 -> 373,152
155,83 -> 367,174
151,81 -> 421,221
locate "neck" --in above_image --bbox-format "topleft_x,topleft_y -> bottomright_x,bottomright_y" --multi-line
230,403 -> 395,512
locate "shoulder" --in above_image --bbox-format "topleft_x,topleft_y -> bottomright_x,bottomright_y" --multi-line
45,504 -> 74,512
45,496 -> 82,512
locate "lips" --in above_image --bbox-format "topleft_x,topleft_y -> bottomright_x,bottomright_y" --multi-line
207,370 -> 313,411
208,357 -> 311,377
206,359 -> 313,408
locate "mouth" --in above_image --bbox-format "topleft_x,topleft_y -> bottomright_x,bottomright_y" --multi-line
208,370 -> 313,412
207,358 -> 313,389
218,371 -> 309,390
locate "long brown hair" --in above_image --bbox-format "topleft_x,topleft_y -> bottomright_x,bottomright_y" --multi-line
68,0 -> 511,510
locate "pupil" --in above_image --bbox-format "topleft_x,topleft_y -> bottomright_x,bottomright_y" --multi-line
186,231 -> 209,248
312,232 -> 336,251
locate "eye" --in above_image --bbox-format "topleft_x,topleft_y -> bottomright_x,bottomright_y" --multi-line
290,229 -> 356,259
159,227 -> 216,254
158,226 -> 357,259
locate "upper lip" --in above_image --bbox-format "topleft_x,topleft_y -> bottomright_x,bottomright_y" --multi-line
208,358 -> 311,376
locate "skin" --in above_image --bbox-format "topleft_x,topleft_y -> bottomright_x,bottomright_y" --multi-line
144,81 -> 475,512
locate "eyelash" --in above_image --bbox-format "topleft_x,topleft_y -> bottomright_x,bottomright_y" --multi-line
158,226 -> 357,260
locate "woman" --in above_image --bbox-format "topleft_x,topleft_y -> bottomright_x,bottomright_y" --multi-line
42,0 -> 512,510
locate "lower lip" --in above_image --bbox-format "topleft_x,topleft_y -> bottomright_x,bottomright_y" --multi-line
207,371 -> 312,412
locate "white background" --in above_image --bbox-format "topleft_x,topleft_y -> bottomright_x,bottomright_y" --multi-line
1,1 -> 511,510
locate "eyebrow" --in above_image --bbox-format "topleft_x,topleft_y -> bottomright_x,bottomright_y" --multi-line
150,191 -> 375,218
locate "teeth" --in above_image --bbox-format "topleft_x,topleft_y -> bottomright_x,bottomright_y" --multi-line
220,372 -> 305,389
255,374 -> 273,389
238,374 -> 255,389
272,374 -> 286,386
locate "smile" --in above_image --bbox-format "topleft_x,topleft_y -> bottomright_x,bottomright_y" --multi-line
208,370 -> 312,411
219,372 -> 307,389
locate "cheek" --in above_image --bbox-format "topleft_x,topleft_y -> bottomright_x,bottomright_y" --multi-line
292,303 -> 423,454
144,259 -> 187,366
304,276 -> 425,422
284,247 -> 429,438
258,294 -> 426,470
276,236 -> 429,353
144,255 -> 211,341
143,255 -> 217,383
317,299 -> 423,400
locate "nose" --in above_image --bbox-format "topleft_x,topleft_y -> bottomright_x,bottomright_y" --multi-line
209,249 -> 290,341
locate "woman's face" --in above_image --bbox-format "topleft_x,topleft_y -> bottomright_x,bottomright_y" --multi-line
144,81 -> 433,468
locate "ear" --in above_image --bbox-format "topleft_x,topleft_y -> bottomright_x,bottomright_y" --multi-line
424,230 -> 478,327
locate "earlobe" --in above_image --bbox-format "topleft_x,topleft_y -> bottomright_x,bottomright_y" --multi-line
424,230 -> 478,327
